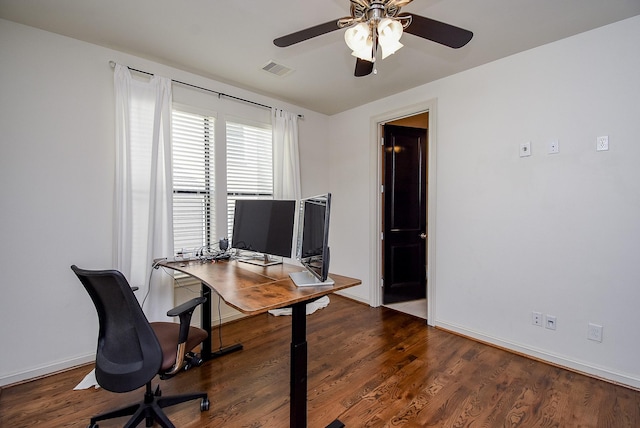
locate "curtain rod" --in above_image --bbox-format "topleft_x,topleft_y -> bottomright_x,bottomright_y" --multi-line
109,61 -> 303,119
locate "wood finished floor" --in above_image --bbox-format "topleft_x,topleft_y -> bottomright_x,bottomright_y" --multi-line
1,295 -> 639,427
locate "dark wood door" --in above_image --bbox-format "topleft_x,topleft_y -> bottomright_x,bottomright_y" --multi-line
383,125 -> 427,304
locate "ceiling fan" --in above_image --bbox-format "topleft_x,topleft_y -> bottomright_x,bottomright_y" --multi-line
274,0 -> 473,77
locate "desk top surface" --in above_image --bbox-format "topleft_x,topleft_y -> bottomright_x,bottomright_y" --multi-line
158,259 -> 361,315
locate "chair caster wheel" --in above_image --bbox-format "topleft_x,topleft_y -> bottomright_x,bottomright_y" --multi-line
186,351 -> 204,367
201,398 -> 210,411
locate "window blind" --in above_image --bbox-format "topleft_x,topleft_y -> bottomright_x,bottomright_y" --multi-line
172,109 -> 215,255
226,120 -> 273,238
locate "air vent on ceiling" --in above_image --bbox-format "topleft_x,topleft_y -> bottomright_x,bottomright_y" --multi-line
262,61 -> 293,77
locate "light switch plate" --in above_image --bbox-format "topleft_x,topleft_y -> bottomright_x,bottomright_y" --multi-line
597,136 -> 609,151
548,140 -> 559,154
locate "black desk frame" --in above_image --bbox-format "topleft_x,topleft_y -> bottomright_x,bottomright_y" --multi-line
197,282 -> 344,428
199,285 -> 243,361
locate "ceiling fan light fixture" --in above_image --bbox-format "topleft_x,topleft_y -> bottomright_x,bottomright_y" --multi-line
344,22 -> 374,61
379,38 -> 403,59
350,42 -> 374,62
378,18 -> 404,58
351,48 -> 374,62
273,0 -> 473,78
378,18 -> 403,41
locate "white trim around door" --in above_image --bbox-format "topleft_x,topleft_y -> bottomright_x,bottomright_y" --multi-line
369,99 -> 438,327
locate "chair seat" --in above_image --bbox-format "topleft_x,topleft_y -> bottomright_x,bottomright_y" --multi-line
151,322 -> 208,371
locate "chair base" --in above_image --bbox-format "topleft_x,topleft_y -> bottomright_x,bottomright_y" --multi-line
88,382 -> 208,428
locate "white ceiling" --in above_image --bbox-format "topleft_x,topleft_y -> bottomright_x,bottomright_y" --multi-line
2,0 -> 639,115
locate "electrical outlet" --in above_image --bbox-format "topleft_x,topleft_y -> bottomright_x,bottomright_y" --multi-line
588,323 -> 603,342
545,315 -> 557,330
597,136 -> 609,151
532,311 -> 542,326
520,141 -> 531,157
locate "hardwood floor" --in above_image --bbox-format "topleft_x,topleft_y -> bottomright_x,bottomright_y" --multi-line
1,295 -> 638,427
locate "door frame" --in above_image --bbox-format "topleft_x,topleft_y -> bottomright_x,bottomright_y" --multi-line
368,99 -> 438,326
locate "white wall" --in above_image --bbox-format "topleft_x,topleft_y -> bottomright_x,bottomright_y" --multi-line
328,15 -> 640,388
3,13 -> 639,390
0,19 -> 329,386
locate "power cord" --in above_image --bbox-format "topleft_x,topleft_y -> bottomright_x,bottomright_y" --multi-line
217,294 -> 224,353
140,261 -> 161,309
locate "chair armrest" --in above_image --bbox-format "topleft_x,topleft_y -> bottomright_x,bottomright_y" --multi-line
161,296 -> 207,378
167,297 -> 206,317
166,297 -> 207,345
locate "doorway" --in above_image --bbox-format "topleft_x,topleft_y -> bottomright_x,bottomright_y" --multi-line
382,122 -> 427,305
369,102 -> 436,324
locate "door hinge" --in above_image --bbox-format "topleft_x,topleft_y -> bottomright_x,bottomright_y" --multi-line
380,278 -> 384,288
380,232 -> 384,241
380,184 -> 384,193
380,137 -> 384,146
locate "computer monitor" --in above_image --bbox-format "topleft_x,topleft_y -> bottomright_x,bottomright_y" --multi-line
231,199 -> 296,266
289,193 -> 334,286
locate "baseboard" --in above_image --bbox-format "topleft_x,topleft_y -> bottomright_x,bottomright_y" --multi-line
2,311 -> 247,389
0,354 -> 95,388
436,320 -> 640,391
335,290 -> 369,305
217,311 -> 247,325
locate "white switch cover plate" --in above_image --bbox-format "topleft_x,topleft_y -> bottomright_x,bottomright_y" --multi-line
548,140 -> 559,154
520,142 -> 531,157
597,136 -> 609,151
588,323 -> 603,342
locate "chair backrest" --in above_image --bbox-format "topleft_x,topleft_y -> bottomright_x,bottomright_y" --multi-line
71,265 -> 162,393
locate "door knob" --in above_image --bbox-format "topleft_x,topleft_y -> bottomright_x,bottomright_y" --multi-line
419,233 -> 426,239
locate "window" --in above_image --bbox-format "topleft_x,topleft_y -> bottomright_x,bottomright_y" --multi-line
171,109 -> 215,255
171,109 -> 273,255
226,120 -> 273,239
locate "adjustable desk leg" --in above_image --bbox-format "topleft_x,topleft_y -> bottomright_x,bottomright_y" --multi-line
201,284 -> 213,360
290,301 -> 345,428
200,283 -> 242,362
290,302 -> 308,427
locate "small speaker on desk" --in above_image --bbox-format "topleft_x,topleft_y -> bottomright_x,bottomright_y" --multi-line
219,238 -> 229,251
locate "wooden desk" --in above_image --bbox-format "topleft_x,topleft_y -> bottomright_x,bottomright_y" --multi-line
157,259 -> 361,428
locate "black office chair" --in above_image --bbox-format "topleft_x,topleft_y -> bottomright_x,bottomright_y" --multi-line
71,265 -> 210,428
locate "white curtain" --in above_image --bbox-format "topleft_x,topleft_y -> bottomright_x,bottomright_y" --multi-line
272,108 -> 301,200
113,64 -> 174,322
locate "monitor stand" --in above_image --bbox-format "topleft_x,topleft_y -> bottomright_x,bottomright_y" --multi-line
237,252 -> 282,267
289,271 -> 335,287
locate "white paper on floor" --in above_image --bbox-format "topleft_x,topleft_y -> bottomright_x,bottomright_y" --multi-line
268,295 -> 330,316
74,368 -> 99,390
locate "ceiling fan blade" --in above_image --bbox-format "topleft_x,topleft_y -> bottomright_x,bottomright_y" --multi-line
404,14 -> 473,49
274,19 -> 342,47
354,58 -> 374,77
